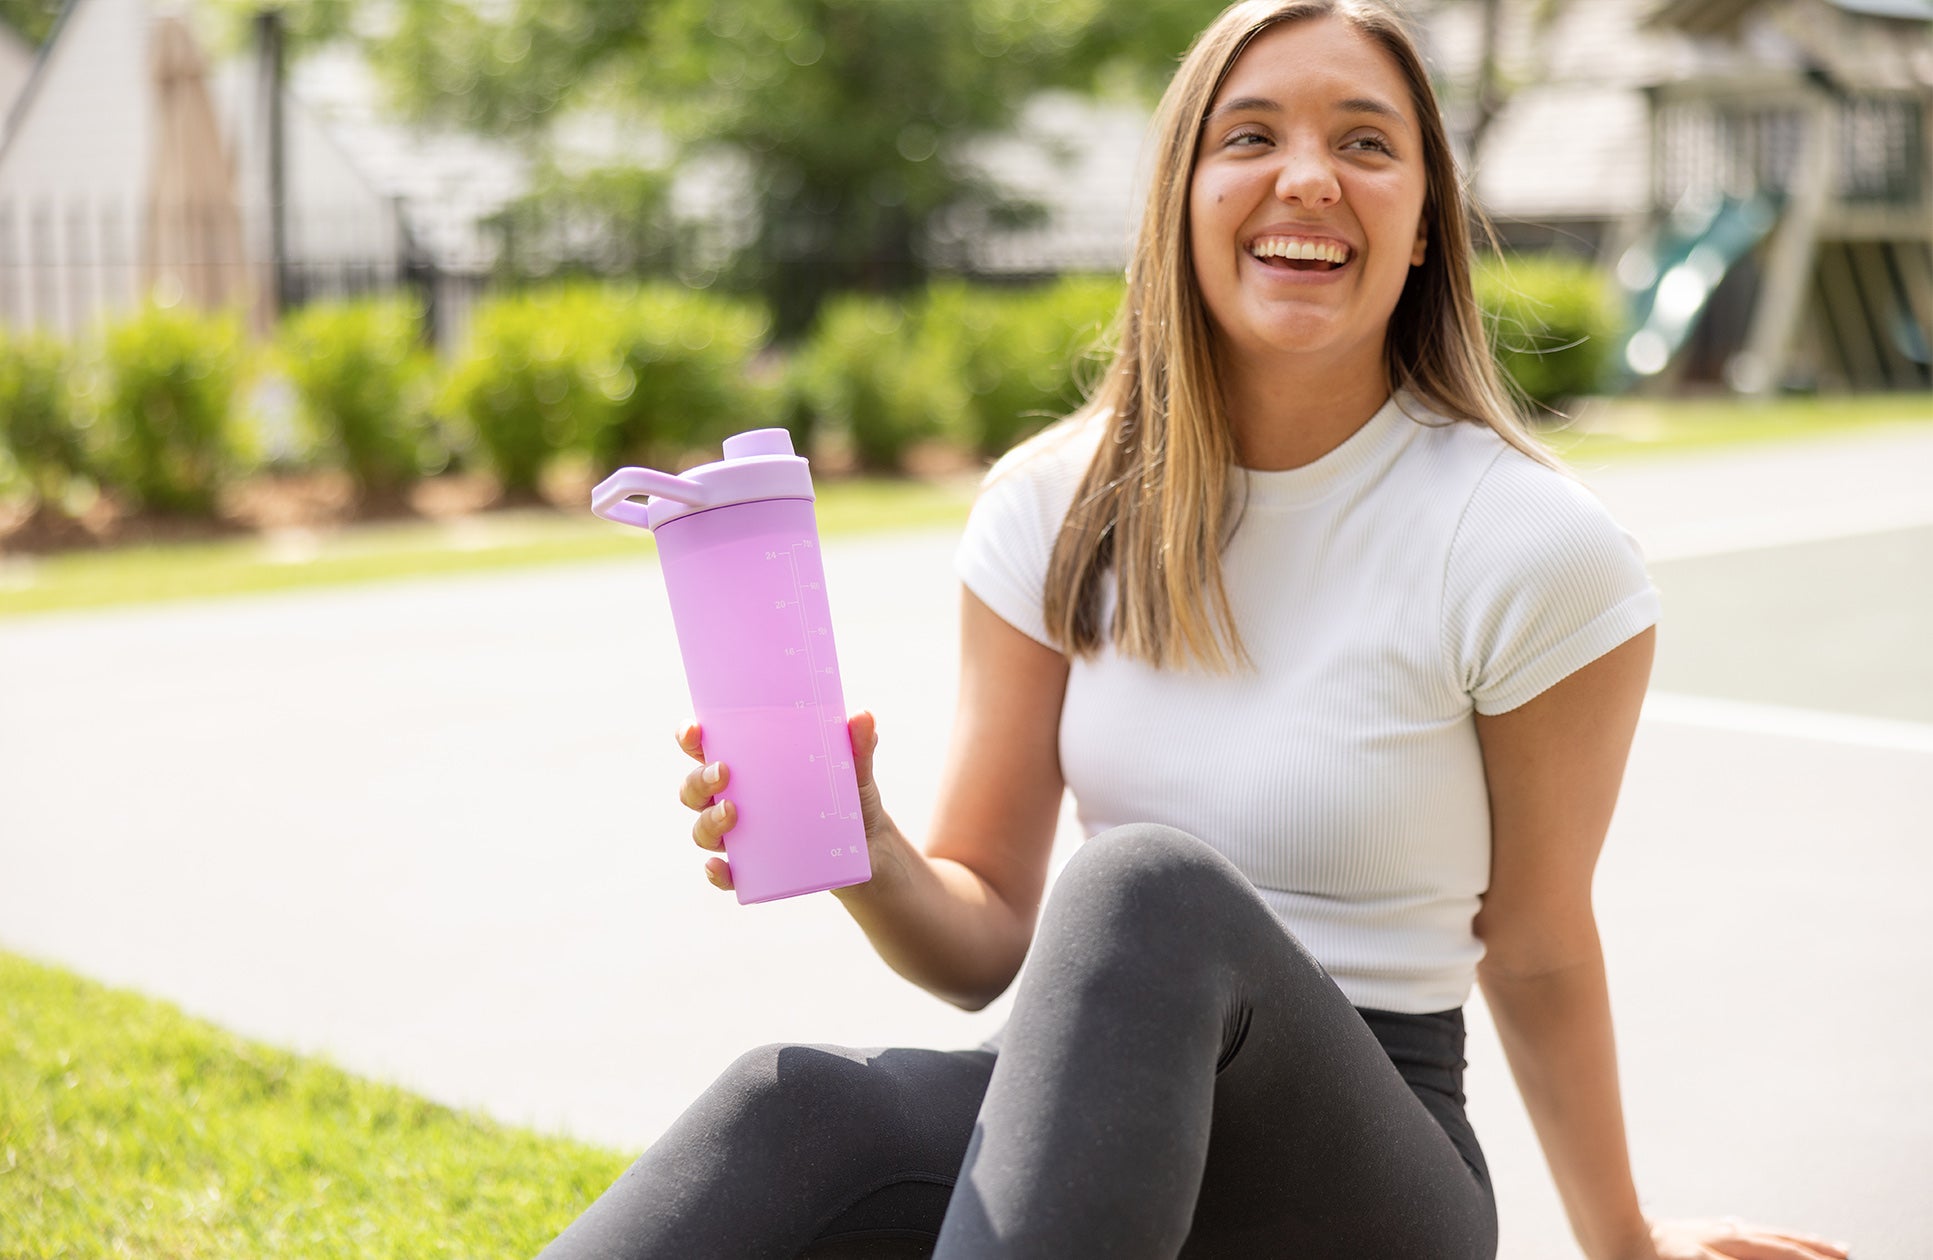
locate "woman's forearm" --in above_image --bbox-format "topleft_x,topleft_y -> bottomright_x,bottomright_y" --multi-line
1478,942 -> 1650,1260
832,821 -> 1035,1012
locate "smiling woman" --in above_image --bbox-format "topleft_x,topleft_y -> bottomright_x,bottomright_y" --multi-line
536,5 -> 1852,1260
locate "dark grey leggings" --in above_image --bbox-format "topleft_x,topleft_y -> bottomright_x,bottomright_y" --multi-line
540,824 -> 1498,1259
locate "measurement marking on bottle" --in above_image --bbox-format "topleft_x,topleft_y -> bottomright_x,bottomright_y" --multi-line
781,543 -> 848,821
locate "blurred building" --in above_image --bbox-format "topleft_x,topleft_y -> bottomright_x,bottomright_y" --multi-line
0,18 -> 34,113
0,0 -> 460,340
1427,0 -> 1933,394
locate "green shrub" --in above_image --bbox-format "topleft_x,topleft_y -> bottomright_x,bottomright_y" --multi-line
925,276 -> 1121,458
1473,253 -> 1622,409
442,286 -> 614,497
793,295 -> 965,473
0,330 -> 85,507
595,286 -> 775,471
444,284 -> 773,495
277,297 -> 436,499
91,304 -> 248,515
791,278 -> 1121,473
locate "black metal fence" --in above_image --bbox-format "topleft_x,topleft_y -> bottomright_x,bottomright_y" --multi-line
0,198 -> 458,342
0,193 -> 1134,354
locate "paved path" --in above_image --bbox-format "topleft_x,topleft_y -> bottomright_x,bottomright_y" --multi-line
2,424 -> 1930,1257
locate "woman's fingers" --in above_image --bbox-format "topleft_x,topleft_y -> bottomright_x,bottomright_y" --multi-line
675,720 -> 735,888
690,797 -> 735,851
678,758 -> 729,811
1707,1224 -> 1852,1260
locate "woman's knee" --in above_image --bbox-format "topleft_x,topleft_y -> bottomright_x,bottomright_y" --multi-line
1035,824 -> 1262,968
706,1042 -> 892,1140
1055,824 -> 1248,918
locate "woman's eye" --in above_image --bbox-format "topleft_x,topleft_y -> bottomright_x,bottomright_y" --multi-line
1225,128 -> 1270,148
1346,134 -> 1393,155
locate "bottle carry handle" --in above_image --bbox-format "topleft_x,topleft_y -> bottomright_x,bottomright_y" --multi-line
592,467 -> 712,530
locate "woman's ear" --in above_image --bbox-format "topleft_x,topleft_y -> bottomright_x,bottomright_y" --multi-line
1411,223 -> 1428,268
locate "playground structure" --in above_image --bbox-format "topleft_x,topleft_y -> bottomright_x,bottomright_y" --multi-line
1618,0 -> 1933,393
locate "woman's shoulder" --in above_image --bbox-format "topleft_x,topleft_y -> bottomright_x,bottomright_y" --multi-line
1395,392 -> 1589,508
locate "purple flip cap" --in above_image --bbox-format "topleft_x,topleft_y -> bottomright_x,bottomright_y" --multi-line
591,428 -> 815,530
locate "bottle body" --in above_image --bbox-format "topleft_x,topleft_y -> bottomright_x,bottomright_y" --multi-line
653,496 -> 869,903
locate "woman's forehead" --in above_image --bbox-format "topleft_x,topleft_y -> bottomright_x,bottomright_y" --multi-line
1209,17 -> 1415,127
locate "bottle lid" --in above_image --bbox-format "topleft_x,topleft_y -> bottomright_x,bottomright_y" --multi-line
591,428 -> 814,531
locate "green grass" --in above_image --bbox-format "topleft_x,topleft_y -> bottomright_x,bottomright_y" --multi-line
1537,393 -> 1933,465
0,950 -> 631,1258
0,475 -> 980,620
2,396 -> 1927,621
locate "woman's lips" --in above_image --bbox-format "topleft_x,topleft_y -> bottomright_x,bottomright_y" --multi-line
1243,248 -> 1354,284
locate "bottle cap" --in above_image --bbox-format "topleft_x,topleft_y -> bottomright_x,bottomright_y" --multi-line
591,428 -> 814,530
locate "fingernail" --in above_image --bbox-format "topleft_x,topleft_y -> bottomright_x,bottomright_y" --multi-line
709,801 -> 729,825
704,762 -> 721,786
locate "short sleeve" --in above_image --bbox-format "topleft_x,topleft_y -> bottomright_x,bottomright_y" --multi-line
951,421 -> 1097,651
1441,449 -> 1661,716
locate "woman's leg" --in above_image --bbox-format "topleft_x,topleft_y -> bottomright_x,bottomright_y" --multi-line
932,823 -> 1497,1260
538,1041 -> 995,1260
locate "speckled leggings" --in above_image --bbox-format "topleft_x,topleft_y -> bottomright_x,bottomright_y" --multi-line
539,823 -> 1498,1260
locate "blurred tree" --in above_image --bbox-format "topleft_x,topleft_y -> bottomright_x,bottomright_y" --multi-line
358,0 -> 1223,337
0,0 -> 61,44
198,0 -> 362,54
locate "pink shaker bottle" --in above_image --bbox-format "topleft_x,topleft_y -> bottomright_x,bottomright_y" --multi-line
591,428 -> 870,904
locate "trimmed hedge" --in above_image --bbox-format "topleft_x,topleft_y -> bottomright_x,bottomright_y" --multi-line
791,295 -> 965,473
925,276 -> 1121,458
0,330 -> 85,508
0,259 -> 1631,526
793,275 -> 1123,471
443,284 -> 773,495
90,304 -> 248,515
278,297 -> 437,500
1473,253 -> 1622,409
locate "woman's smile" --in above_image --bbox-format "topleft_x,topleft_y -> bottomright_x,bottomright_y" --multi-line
1244,232 -> 1358,283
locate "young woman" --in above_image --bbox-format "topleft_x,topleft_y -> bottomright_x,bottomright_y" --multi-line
543,3 -> 1854,1257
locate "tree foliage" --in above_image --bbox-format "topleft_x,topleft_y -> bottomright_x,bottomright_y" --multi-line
360,0 -> 1223,335
0,0 -> 60,45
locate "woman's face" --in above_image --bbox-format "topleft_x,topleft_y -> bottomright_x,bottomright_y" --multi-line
1188,16 -> 1429,375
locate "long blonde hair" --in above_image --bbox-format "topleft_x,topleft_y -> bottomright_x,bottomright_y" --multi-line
1039,0 -> 1566,673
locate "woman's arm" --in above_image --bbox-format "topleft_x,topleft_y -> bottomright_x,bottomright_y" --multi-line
1471,626 -> 1655,1260
1472,630 -> 1854,1260
829,586 -> 1070,1012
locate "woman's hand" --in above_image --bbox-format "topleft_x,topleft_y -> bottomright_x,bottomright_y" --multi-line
674,720 -> 738,892
1636,1214 -> 1852,1260
674,709 -> 894,894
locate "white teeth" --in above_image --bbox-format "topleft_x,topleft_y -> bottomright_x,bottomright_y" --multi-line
1249,237 -> 1351,264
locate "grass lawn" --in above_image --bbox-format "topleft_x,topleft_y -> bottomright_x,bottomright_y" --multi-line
1543,392 -> 1933,464
0,950 -> 631,1259
0,395 -> 1926,622
0,474 -> 980,620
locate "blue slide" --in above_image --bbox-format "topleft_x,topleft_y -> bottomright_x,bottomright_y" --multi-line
1613,193 -> 1780,384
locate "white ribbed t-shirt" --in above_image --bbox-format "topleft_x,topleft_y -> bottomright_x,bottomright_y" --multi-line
952,391 -> 1661,1014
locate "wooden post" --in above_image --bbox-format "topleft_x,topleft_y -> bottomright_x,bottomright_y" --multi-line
1732,91 -> 1834,395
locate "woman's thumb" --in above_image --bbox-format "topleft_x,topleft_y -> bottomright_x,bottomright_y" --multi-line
848,709 -> 880,785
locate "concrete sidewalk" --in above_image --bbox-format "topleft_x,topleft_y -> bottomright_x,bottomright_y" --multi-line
2,423 -> 1929,1257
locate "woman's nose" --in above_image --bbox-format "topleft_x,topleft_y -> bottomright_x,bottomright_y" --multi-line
1274,144 -> 1340,208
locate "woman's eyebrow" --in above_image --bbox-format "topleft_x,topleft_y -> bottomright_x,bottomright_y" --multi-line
1204,94 -> 1410,131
